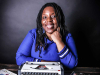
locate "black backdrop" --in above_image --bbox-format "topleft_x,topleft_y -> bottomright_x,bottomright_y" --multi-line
0,0 -> 100,67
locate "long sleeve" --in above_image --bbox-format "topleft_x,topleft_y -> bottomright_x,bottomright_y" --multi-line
16,29 -> 41,66
58,33 -> 78,69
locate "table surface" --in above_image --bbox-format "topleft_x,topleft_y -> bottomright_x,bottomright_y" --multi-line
0,63 -> 100,75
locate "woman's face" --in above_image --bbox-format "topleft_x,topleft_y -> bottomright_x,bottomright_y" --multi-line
41,6 -> 58,34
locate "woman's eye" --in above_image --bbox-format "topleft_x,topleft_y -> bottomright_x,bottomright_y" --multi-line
51,15 -> 56,18
43,16 -> 47,19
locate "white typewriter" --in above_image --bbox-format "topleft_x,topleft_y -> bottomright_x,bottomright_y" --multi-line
18,61 -> 64,75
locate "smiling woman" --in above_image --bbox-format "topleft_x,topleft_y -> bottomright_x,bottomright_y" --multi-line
16,2 -> 78,69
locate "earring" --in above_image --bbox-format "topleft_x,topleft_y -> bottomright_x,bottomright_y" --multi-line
42,28 -> 45,33
38,30 -> 40,34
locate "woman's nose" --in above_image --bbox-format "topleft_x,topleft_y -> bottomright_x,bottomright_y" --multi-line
47,17 -> 52,22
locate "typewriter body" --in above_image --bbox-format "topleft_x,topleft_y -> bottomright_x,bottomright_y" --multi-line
18,61 -> 64,75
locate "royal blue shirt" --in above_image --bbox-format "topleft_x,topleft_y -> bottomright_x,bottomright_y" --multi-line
16,28 -> 78,69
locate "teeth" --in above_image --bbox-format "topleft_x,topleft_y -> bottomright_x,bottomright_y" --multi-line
47,25 -> 53,28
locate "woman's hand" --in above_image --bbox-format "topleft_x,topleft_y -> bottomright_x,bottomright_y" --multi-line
51,27 -> 65,52
51,27 -> 62,44
41,60 -> 54,62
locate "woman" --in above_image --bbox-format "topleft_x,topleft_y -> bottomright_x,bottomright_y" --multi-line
16,2 -> 78,69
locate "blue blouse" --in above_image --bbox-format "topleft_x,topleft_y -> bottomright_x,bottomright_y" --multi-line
16,28 -> 78,69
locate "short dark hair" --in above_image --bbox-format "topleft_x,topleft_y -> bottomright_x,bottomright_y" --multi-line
35,2 -> 68,57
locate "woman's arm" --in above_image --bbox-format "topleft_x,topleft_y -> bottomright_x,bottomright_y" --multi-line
16,29 -> 41,66
57,33 -> 78,69
51,31 -> 78,69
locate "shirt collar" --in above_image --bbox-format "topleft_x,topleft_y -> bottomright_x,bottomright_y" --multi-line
44,37 -> 54,44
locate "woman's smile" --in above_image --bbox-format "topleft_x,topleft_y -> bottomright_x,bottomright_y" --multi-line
46,24 -> 54,29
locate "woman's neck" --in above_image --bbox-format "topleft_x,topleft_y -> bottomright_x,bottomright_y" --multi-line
46,32 -> 52,41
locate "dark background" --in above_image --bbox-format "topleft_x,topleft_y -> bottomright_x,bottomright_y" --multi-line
0,0 -> 100,67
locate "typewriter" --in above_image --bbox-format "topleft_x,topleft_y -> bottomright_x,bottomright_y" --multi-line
18,61 -> 64,75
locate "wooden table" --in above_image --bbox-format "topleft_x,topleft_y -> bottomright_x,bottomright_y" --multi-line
0,63 -> 100,75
